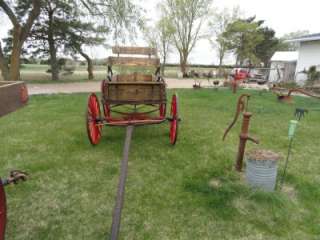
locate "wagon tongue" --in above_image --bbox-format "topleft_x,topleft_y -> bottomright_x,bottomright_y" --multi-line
110,125 -> 134,240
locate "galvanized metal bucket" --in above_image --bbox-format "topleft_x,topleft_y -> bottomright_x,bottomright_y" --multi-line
245,150 -> 280,192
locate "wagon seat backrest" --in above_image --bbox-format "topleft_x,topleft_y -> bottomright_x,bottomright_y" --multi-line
107,46 -> 162,82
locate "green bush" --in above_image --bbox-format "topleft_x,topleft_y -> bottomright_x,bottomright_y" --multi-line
306,66 -> 320,86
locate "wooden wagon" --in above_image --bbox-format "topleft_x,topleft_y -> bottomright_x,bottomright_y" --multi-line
86,46 -> 179,145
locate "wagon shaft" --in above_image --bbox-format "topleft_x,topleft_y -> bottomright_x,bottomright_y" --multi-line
110,126 -> 134,240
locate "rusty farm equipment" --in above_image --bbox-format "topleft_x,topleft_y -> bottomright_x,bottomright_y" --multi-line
223,94 -> 259,172
85,46 -> 180,240
0,81 -> 29,240
271,87 -> 320,103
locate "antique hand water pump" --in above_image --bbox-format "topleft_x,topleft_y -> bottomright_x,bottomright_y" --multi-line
223,94 -> 259,171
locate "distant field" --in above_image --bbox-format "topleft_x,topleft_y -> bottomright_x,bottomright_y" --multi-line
0,64 -> 225,83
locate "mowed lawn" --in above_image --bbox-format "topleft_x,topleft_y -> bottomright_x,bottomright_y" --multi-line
1,89 -> 320,239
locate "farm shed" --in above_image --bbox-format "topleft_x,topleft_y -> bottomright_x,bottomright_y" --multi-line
269,51 -> 298,83
288,33 -> 320,84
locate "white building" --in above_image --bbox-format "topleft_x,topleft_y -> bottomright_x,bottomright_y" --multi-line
288,33 -> 320,84
269,51 -> 298,83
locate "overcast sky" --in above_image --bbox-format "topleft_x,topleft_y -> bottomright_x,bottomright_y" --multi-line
1,0 -> 319,64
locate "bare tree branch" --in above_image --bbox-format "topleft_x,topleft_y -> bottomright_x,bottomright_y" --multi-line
0,0 -> 19,27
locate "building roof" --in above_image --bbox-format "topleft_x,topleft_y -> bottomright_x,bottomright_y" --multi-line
287,33 -> 320,43
271,51 -> 298,62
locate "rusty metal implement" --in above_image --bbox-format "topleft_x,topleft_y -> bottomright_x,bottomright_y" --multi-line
271,87 -> 320,103
223,94 -> 259,171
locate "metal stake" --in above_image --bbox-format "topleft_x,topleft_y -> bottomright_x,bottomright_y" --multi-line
110,125 -> 134,240
278,137 -> 294,190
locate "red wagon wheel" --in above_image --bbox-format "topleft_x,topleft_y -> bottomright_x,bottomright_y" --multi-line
169,94 -> 179,145
86,93 -> 102,145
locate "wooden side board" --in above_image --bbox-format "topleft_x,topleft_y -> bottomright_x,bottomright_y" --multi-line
112,46 -> 157,56
108,57 -> 160,67
112,73 -> 154,82
103,82 -> 166,104
0,81 -> 28,117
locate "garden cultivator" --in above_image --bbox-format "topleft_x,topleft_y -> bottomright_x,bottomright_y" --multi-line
271,87 -> 320,103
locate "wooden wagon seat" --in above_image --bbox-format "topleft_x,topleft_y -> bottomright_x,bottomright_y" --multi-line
108,56 -> 160,67
108,46 -> 160,67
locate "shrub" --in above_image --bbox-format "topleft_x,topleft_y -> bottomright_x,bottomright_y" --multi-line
306,66 -> 320,86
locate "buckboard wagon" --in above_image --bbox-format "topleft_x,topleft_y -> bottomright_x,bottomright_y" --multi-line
85,46 -> 180,239
86,46 -> 179,145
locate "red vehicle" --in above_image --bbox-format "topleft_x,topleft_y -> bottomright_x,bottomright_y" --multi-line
233,68 -> 251,81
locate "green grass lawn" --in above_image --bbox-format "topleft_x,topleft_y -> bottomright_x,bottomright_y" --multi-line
1,89 -> 320,239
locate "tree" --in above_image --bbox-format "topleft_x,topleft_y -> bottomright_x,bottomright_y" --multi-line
255,27 -> 280,67
161,0 -> 212,76
0,0 -> 40,81
7,0 -> 142,81
24,0 -> 81,81
208,7 -> 240,71
82,0 -> 143,45
63,22 -> 105,80
143,16 -> 175,75
0,41 -> 9,80
223,17 -> 264,65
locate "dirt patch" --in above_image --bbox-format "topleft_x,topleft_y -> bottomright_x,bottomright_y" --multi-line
281,184 -> 297,201
208,178 -> 222,188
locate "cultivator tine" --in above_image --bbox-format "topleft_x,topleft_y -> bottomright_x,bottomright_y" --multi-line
110,125 -> 134,240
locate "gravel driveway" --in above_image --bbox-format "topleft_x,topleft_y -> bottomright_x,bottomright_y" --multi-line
27,78 -> 269,95
27,78 -> 199,95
